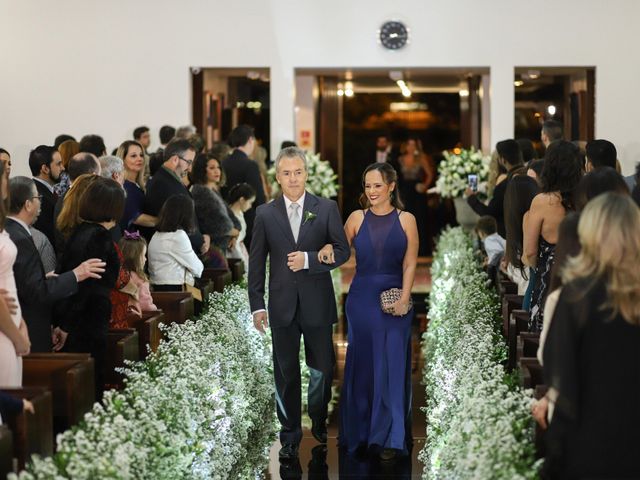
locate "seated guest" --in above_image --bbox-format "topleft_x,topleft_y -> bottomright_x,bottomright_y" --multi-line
29,145 -> 64,246
54,177 -> 125,401
227,183 -> 257,271
466,139 -> 525,238
584,139 -> 617,172
475,215 -> 505,268
574,166 -> 629,211
117,141 -> 156,232
522,141 -> 583,332
53,139 -> 79,197
148,195 -> 203,291
143,139 -> 206,254
7,176 -> 105,352
541,193 -> 640,479
189,153 -> 237,268
53,152 -> 101,253
56,174 -> 101,255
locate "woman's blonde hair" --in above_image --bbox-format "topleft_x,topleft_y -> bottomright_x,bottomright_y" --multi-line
116,140 -> 145,189
562,192 -> 640,325
56,174 -> 100,239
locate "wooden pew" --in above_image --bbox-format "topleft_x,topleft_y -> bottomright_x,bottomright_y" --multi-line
0,423 -> 13,478
126,310 -> 164,359
22,353 -> 95,435
105,328 -> 140,390
508,310 -> 530,370
227,258 -> 245,283
193,278 -> 215,315
519,357 -> 545,390
201,268 -> 232,293
1,387 -> 53,470
151,291 -> 194,325
516,333 -> 540,364
501,294 -> 524,338
499,278 -> 519,295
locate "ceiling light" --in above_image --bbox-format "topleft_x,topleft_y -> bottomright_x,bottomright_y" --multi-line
337,89 -> 344,96
344,88 -> 354,97
547,105 -> 557,116
514,80 -> 524,87
459,89 -> 470,97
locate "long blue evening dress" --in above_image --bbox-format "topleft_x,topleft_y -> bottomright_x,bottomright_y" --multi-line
339,209 -> 413,455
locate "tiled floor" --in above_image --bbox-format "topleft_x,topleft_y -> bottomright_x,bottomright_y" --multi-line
265,258 -> 432,479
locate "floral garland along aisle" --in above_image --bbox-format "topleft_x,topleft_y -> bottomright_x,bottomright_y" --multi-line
12,285 -> 277,480
420,227 -> 539,479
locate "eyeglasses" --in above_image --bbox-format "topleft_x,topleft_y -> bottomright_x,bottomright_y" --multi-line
178,156 -> 194,166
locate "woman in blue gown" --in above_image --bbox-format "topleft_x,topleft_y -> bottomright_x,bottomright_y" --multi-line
326,162 -> 418,461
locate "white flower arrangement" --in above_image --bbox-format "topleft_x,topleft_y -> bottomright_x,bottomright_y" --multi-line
12,285 -> 277,480
435,148 -> 491,199
268,151 -> 339,198
420,227 -> 540,479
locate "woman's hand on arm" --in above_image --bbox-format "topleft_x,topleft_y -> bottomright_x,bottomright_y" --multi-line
133,214 -> 157,228
318,244 -> 335,264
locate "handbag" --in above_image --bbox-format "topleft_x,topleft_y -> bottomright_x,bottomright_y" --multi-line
380,288 -> 413,315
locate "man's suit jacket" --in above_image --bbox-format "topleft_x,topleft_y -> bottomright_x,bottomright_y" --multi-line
142,166 -> 204,252
32,180 -> 56,248
222,149 -> 266,247
5,218 -> 78,352
248,192 -> 349,328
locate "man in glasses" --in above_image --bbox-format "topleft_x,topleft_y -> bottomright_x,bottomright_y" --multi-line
143,138 -> 208,254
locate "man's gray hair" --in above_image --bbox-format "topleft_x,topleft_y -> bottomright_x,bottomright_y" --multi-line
99,155 -> 124,179
175,125 -> 196,139
274,146 -> 308,172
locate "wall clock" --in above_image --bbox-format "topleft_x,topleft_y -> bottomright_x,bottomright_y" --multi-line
378,21 -> 409,50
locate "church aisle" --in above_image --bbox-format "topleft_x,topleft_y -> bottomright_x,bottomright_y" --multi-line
265,260 -> 431,479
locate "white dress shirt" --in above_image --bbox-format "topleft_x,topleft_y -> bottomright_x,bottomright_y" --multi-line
148,230 -> 204,286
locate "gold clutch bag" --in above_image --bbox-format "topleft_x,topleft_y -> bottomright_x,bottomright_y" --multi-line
380,288 -> 413,315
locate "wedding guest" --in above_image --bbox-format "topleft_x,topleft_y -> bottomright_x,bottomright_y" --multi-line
7,176 -> 105,352
516,138 -> 537,165
29,145 -> 64,246
540,120 -> 563,149
486,150 -> 507,198
133,126 -> 151,153
29,227 -> 56,273
56,174 -> 101,255
0,391 -> 34,425
523,140 -> 582,332
175,125 -> 196,139
190,153 -> 238,268
78,134 -> 107,157
574,167 -> 628,211
526,158 -> 544,186
54,139 -> 80,197
99,155 -> 125,187
54,134 -> 75,149
143,138 -> 206,255
227,183 -> 256,271
117,140 -> 157,232
466,139 -> 525,238
159,125 -> 175,150
55,177 -> 124,400
541,193 -> 640,479
209,141 -> 231,164
475,215 -> 505,268
148,194 -> 203,291
0,162 -> 30,387
222,125 -> 266,248
584,139 -> 617,172
504,175 -> 540,302
0,148 -> 12,178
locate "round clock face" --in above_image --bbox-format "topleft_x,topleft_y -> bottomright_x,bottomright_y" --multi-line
379,21 -> 409,50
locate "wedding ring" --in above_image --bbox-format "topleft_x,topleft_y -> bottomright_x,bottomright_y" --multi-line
322,255 -> 328,261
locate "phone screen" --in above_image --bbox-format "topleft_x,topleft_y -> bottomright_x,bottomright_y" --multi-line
468,174 -> 478,192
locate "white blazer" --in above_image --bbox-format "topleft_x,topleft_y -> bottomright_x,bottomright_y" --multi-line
148,230 -> 204,286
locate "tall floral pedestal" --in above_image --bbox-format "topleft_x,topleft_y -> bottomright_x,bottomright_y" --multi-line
453,196 -> 479,232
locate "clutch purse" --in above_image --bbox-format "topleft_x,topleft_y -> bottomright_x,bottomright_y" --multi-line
380,288 -> 412,315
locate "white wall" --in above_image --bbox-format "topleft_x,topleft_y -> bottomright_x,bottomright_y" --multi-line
2,0 -> 640,176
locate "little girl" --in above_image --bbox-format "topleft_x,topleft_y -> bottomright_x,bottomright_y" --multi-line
227,183 -> 256,271
110,231 -> 157,329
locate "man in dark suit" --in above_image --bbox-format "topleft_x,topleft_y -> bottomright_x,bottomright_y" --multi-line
222,125 -> 266,248
249,147 -> 349,461
28,145 -> 64,247
7,177 -> 106,352
143,138 -> 207,254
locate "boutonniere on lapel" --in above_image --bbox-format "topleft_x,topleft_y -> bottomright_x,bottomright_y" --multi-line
303,210 -> 317,225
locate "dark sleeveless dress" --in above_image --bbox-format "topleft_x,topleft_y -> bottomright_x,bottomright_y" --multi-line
339,209 -> 413,455
529,236 -> 556,332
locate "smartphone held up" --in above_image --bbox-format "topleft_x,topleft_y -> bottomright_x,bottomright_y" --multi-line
467,174 -> 478,193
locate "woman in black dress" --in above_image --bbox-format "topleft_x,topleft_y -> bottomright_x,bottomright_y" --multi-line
55,177 -> 125,401
542,192 -> 640,479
